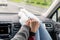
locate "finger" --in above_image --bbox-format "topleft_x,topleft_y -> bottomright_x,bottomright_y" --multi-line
31,19 -> 37,23
26,18 -> 31,22
30,20 -> 32,28
30,18 -> 37,22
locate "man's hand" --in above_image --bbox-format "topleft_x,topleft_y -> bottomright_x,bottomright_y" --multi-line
25,19 -> 40,33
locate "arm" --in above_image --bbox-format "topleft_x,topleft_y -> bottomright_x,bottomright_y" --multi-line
28,19 -> 40,40
11,18 -> 39,40
11,25 -> 30,40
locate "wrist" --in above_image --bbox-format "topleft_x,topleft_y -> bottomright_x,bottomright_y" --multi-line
31,29 -> 36,33
30,32 -> 35,36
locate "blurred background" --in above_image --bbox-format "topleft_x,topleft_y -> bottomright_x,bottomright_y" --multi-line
9,0 -> 54,8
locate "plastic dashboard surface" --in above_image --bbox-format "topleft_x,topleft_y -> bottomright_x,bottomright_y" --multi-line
37,16 -> 55,31
0,13 -> 19,23
0,13 -> 21,40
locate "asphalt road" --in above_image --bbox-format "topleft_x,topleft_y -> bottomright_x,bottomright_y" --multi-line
0,2 -> 48,15
14,2 -> 48,15
0,2 -> 20,13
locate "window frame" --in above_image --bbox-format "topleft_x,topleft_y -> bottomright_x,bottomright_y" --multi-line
51,7 -> 60,22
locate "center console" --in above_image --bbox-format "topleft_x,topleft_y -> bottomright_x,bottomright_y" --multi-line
0,23 -> 11,39
0,21 -> 21,40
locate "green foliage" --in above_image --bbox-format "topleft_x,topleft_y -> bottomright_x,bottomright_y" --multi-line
10,0 -> 52,8
10,0 -> 23,3
26,1 -> 29,3
26,0 -> 52,7
36,2 -> 40,4
31,2 -> 34,3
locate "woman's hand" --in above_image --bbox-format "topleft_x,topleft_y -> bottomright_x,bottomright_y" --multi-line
25,19 -> 40,33
30,19 -> 39,33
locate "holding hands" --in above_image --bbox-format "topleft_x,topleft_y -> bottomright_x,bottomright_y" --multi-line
25,18 -> 40,33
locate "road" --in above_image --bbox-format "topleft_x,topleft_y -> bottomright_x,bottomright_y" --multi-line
0,2 -> 48,15
24,4 -> 47,15
11,2 -> 48,15
0,2 -> 20,13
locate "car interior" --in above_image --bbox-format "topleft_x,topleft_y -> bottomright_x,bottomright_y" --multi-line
0,8 -> 59,40
0,0 -> 60,40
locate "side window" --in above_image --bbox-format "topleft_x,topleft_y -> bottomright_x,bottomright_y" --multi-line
58,8 -> 60,22
52,13 -> 56,22
52,8 -> 60,22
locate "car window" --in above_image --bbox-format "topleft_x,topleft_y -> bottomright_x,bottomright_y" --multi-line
58,8 -> 60,22
52,8 -> 60,22
52,13 -> 56,22
10,0 -> 53,15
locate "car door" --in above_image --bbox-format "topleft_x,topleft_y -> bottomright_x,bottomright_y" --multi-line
40,0 -> 60,40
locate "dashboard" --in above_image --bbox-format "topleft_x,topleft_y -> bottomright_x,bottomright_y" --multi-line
0,13 -> 21,40
38,16 -> 54,31
0,22 -> 21,40
0,13 -> 60,40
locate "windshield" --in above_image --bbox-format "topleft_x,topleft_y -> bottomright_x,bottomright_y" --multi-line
0,0 -> 53,15
22,0 -> 53,15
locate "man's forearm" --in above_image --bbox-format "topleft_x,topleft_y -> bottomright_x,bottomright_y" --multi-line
11,25 -> 30,40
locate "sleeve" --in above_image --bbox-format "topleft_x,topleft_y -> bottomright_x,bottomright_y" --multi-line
28,36 -> 35,40
11,25 -> 30,40
28,32 -> 36,40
